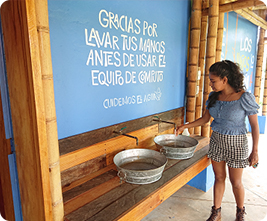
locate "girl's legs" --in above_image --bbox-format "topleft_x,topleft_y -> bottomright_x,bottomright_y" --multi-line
228,167 -> 245,209
212,160 -> 227,209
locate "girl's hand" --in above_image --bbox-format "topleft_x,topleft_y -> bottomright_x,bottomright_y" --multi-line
175,125 -> 185,136
248,150 -> 259,168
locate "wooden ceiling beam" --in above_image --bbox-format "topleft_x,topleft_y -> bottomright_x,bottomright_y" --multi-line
202,0 -> 265,16
235,8 -> 267,29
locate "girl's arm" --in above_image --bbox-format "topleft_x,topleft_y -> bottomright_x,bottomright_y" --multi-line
175,109 -> 211,135
248,114 -> 259,167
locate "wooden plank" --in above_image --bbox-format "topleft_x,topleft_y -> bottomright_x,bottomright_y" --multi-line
62,164 -> 116,193
1,1 -> 53,220
63,170 -> 117,202
65,182 -> 138,221
85,145 -> 210,221
60,123 -> 195,172
60,124 -> 159,172
59,107 -> 184,155
64,176 -> 123,215
61,155 -> 106,188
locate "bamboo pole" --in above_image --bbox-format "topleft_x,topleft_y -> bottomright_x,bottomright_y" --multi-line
216,5 -> 225,62
194,0 -> 209,135
210,0 -> 225,136
263,60 -> 267,116
186,0 -> 202,135
202,0 -> 264,16
254,28 -> 265,104
34,0 -> 64,220
201,0 -> 219,137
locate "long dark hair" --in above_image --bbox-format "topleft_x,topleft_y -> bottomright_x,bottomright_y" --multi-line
207,60 -> 246,108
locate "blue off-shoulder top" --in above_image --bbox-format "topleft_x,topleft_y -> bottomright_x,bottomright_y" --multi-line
206,91 -> 260,135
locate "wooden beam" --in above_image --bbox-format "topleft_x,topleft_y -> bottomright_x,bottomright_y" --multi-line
59,107 -> 184,155
1,0 -> 53,220
60,124 -> 159,172
202,0 -> 265,16
235,8 -> 267,30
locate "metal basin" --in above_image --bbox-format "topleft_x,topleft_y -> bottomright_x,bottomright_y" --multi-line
154,134 -> 199,159
113,148 -> 167,184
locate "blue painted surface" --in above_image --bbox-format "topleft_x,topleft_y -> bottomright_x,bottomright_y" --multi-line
8,154 -> 23,221
258,116 -> 266,134
187,164 -> 214,192
221,12 -> 258,93
247,115 -> 266,134
0,18 -> 12,140
48,0 -> 190,139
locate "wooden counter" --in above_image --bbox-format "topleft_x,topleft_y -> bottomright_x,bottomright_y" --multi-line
63,135 -> 210,221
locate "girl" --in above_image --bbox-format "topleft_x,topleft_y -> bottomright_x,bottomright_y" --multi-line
176,60 -> 259,221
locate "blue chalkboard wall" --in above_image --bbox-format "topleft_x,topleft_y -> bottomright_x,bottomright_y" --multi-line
48,0 -> 190,139
221,12 -> 258,93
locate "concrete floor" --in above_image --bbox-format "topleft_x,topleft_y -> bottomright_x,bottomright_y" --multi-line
142,133 -> 267,221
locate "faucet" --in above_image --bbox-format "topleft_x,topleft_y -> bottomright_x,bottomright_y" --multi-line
153,116 -> 176,131
113,127 -> 139,146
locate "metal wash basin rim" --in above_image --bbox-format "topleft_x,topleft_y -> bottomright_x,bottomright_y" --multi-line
154,134 -> 199,159
113,148 -> 168,184
114,148 -> 168,172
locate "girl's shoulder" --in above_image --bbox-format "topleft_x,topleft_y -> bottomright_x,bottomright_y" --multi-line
240,91 -> 260,112
240,91 -> 255,102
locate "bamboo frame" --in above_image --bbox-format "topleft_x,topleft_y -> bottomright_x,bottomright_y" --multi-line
35,0 -> 64,220
201,0 -> 219,137
254,28 -> 265,104
186,0 -> 202,134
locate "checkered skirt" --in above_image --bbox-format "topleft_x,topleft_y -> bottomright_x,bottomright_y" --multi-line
208,131 -> 249,168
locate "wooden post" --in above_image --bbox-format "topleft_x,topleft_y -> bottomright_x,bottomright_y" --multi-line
2,0 -> 64,219
254,28 -> 266,104
194,0 -> 209,135
35,0 -> 64,220
186,0 -> 202,134
1,0 -> 60,220
201,0 -> 219,137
